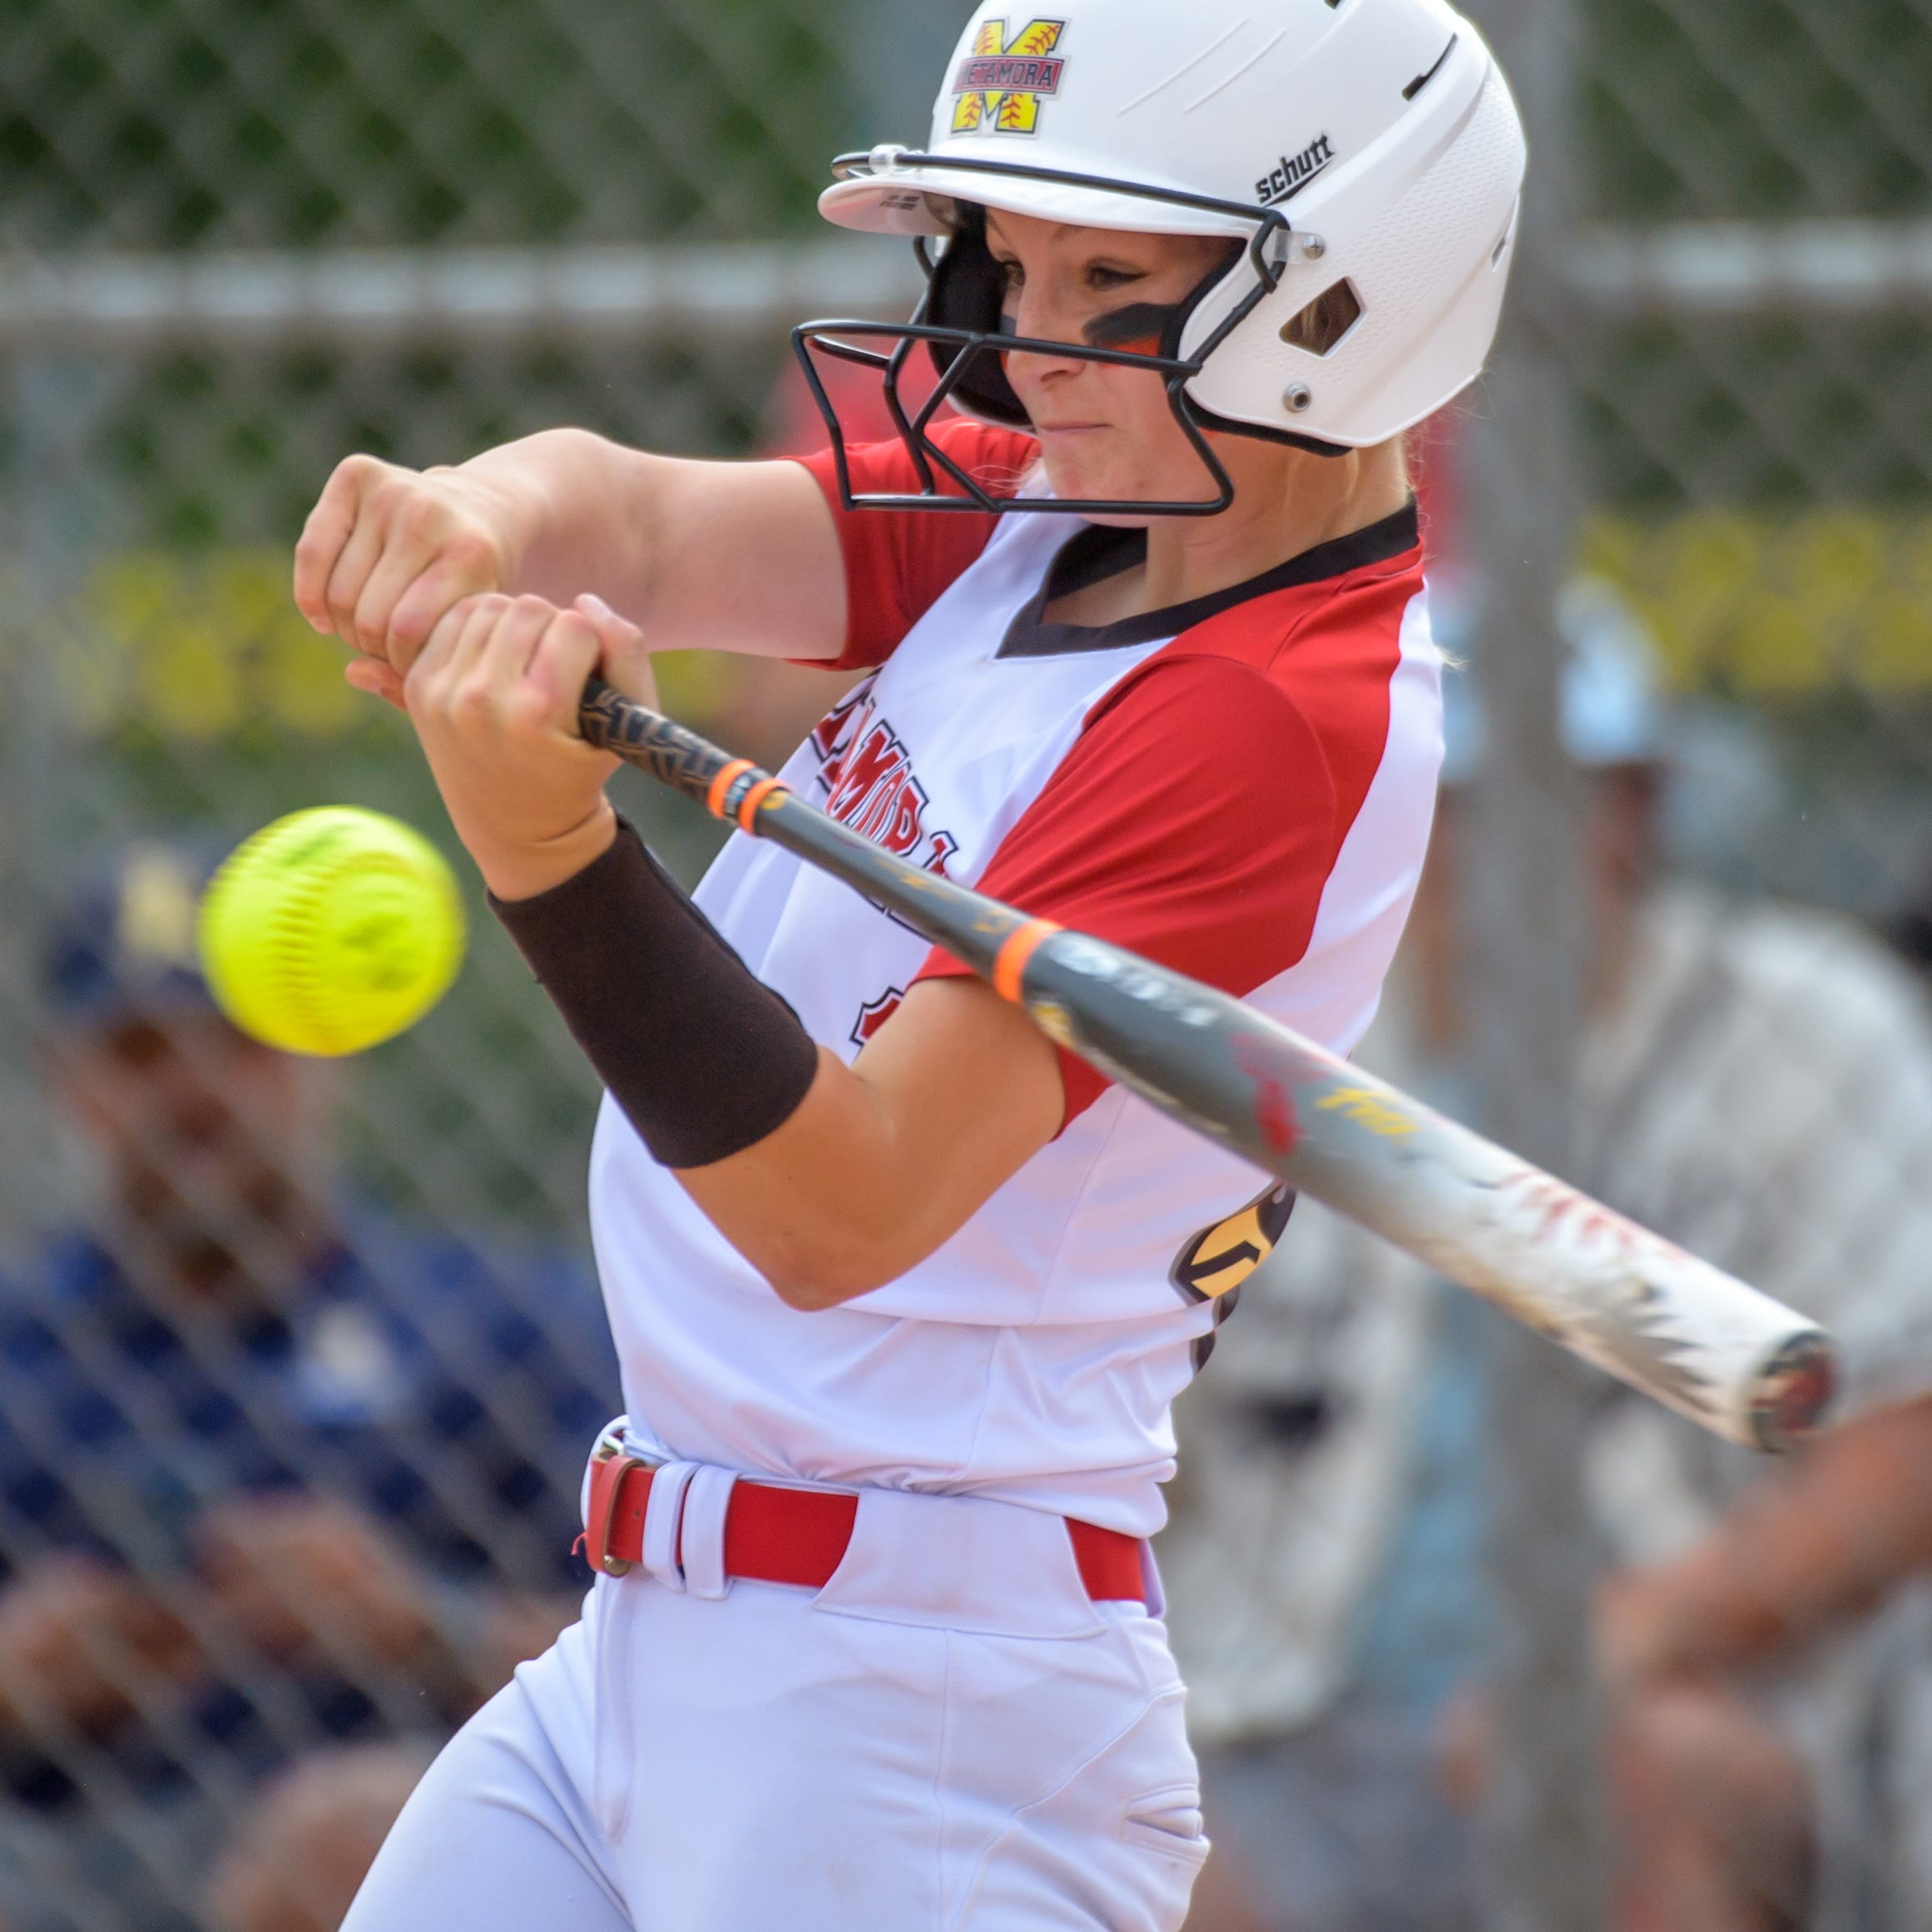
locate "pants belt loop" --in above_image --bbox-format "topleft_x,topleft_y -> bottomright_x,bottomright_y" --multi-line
678,1467 -> 739,1601
642,1461 -> 698,1592
582,1414 -> 630,1525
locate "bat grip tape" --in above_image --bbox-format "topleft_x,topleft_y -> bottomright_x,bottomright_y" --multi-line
489,817 -> 821,1170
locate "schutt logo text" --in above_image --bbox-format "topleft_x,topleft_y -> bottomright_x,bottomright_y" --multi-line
1256,134 -> 1335,207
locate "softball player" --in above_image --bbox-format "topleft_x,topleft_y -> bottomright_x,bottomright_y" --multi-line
295,1 -> 1526,1925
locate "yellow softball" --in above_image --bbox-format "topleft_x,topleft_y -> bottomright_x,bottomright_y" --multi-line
198,807 -> 466,1057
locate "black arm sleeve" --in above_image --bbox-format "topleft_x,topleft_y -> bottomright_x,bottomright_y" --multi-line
489,818 -> 822,1170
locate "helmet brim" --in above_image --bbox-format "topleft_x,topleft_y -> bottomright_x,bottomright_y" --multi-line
819,166 -> 1256,241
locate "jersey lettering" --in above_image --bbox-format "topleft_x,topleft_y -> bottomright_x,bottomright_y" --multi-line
809,676 -> 877,766
817,696 -> 960,879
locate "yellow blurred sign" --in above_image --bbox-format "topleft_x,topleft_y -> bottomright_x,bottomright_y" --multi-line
54,552 -> 753,743
1581,508 -> 1932,696
62,551 -> 355,741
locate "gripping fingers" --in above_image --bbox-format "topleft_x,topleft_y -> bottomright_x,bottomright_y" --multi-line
297,455 -> 511,671
573,592 -> 658,711
395,592 -> 616,898
293,453 -> 382,635
408,594 -> 585,747
480,596 -> 563,701
384,538 -> 507,669
404,592 -> 506,713
480,601 -> 612,760
322,508 -> 396,655
349,533 -> 458,671
344,657 -> 407,711
442,593 -> 555,733
526,608 -> 609,737
353,490 -> 509,671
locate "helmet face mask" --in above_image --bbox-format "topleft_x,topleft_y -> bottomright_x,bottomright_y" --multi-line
794,150 -> 1342,518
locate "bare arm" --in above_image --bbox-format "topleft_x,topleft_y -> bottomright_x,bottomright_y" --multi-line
1598,1392 -> 1932,1686
292,433 -> 848,689
676,979 -> 1064,1308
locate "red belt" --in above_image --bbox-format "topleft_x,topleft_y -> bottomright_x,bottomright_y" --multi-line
581,1450 -> 1147,1605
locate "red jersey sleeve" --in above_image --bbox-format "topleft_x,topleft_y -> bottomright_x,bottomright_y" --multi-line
914,655 -> 1341,1126
795,419 -> 1041,671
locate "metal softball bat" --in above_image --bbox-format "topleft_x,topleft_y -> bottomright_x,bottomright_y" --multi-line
579,676 -> 1836,1453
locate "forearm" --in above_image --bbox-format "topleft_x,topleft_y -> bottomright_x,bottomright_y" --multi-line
1603,1394 -> 1932,1680
674,998 -> 1059,1306
300,424 -> 845,678
460,432 -> 845,658
456,429 -> 662,617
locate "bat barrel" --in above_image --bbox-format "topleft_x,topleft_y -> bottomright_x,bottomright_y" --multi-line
1017,927 -> 1837,1451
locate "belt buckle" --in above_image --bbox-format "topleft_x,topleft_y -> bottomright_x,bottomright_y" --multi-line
585,1431 -> 649,1578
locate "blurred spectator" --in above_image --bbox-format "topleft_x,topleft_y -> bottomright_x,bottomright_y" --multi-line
0,842 -> 617,1931
1167,583 -> 1932,1932
1556,612 -> 1932,1932
204,1742 -> 435,1932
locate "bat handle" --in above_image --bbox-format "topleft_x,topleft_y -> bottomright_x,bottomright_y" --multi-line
578,676 -> 776,824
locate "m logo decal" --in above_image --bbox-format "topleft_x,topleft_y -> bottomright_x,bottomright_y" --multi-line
951,19 -> 1068,136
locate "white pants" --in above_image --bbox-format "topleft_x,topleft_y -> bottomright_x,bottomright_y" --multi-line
343,1478 -> 1208,1931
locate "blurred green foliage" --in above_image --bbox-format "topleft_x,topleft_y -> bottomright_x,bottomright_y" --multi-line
92,335 -> 784,551
1578,0 -> 1932,513
1584,315 -> 1932,511
1584,0 -> 1932,220
0,0 -> 864,250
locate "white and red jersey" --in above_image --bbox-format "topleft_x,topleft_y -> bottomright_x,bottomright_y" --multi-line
587,421 -> 1442,1535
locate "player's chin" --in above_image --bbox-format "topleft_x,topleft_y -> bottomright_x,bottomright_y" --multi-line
1033,441 -> 1167,517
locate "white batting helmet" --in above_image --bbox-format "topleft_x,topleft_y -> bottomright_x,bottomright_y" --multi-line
800,0 -> 1527,513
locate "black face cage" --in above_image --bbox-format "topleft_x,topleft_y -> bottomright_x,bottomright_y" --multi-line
792,151 -> 1337,519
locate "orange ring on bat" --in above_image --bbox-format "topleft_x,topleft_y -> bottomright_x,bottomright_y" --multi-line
736,777 -> 786,834
705,760 -> 755,820
992,918 -> 1062,1004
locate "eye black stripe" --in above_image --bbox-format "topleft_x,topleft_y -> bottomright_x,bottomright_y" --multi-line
1082,301 -> 1181,349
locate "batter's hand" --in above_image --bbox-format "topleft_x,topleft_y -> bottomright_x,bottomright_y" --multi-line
294,453 -> 533,691
403,590 -> 656,900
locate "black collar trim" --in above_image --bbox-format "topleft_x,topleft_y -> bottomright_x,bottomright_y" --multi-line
995,498 -> 1420,660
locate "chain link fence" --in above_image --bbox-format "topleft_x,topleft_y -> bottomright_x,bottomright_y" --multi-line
0,0 -> 1930,1928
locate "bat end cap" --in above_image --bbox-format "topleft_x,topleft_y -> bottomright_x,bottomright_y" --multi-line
1748,1330 -> 1839,1453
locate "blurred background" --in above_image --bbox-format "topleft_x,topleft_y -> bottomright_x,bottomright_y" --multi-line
0,0 -> 1929,1928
